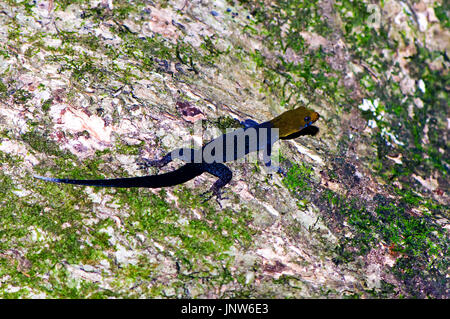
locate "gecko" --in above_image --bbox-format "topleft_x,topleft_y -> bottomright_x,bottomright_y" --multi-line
35,106 -> 320,199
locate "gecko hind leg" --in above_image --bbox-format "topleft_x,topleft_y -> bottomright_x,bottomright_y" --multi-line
200,163 -> 233,202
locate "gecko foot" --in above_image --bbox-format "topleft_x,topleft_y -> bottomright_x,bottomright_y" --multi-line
200,187 -> 228,207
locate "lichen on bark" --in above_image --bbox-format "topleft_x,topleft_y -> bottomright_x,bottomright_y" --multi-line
0,0 -> 448,298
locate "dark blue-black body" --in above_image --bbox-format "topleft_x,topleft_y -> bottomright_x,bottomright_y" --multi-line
35,106 -> 319,199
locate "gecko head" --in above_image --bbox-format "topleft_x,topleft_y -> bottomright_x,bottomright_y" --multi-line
270,106 -> 320,138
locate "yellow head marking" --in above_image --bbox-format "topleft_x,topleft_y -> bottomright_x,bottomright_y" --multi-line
270,106 -> 320,138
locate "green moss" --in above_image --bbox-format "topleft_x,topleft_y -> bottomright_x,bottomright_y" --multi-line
115,140 -> 144,156
41,98 -> 53,112
54,0 -> 90,11
62,52 -> 108,83
0,146 -> 149,297
7,28 -> 21,42
323,189 -> 449,297
249,0 -> 332,46
5,0 -> 446,298
47,184 -> 243,296
369,49 -> 448,184
200,36 -> 230,64
0,48 -> 10,59
335,0 -> 393,54
237,1 -> 346,108
12,89 -> 32,104
282,161 -> 313,192
0,79 -> 7,99
24,45 -> 41,58
0,168 -> 111,297
332,0 -> 448,201
21,130 -> 69,158
434,3 -> 450,28
0,169 -> 14,194
215,116 -> 242,131
117,186 -> 254,262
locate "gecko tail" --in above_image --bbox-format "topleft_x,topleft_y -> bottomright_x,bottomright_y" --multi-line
34,163 -> 206,188
34,174 -> 145,187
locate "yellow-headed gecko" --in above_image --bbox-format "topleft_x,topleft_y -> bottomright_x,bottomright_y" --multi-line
35,107 -> 320,199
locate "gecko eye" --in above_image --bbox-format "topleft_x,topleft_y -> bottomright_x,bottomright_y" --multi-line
304,116 -> 311,123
